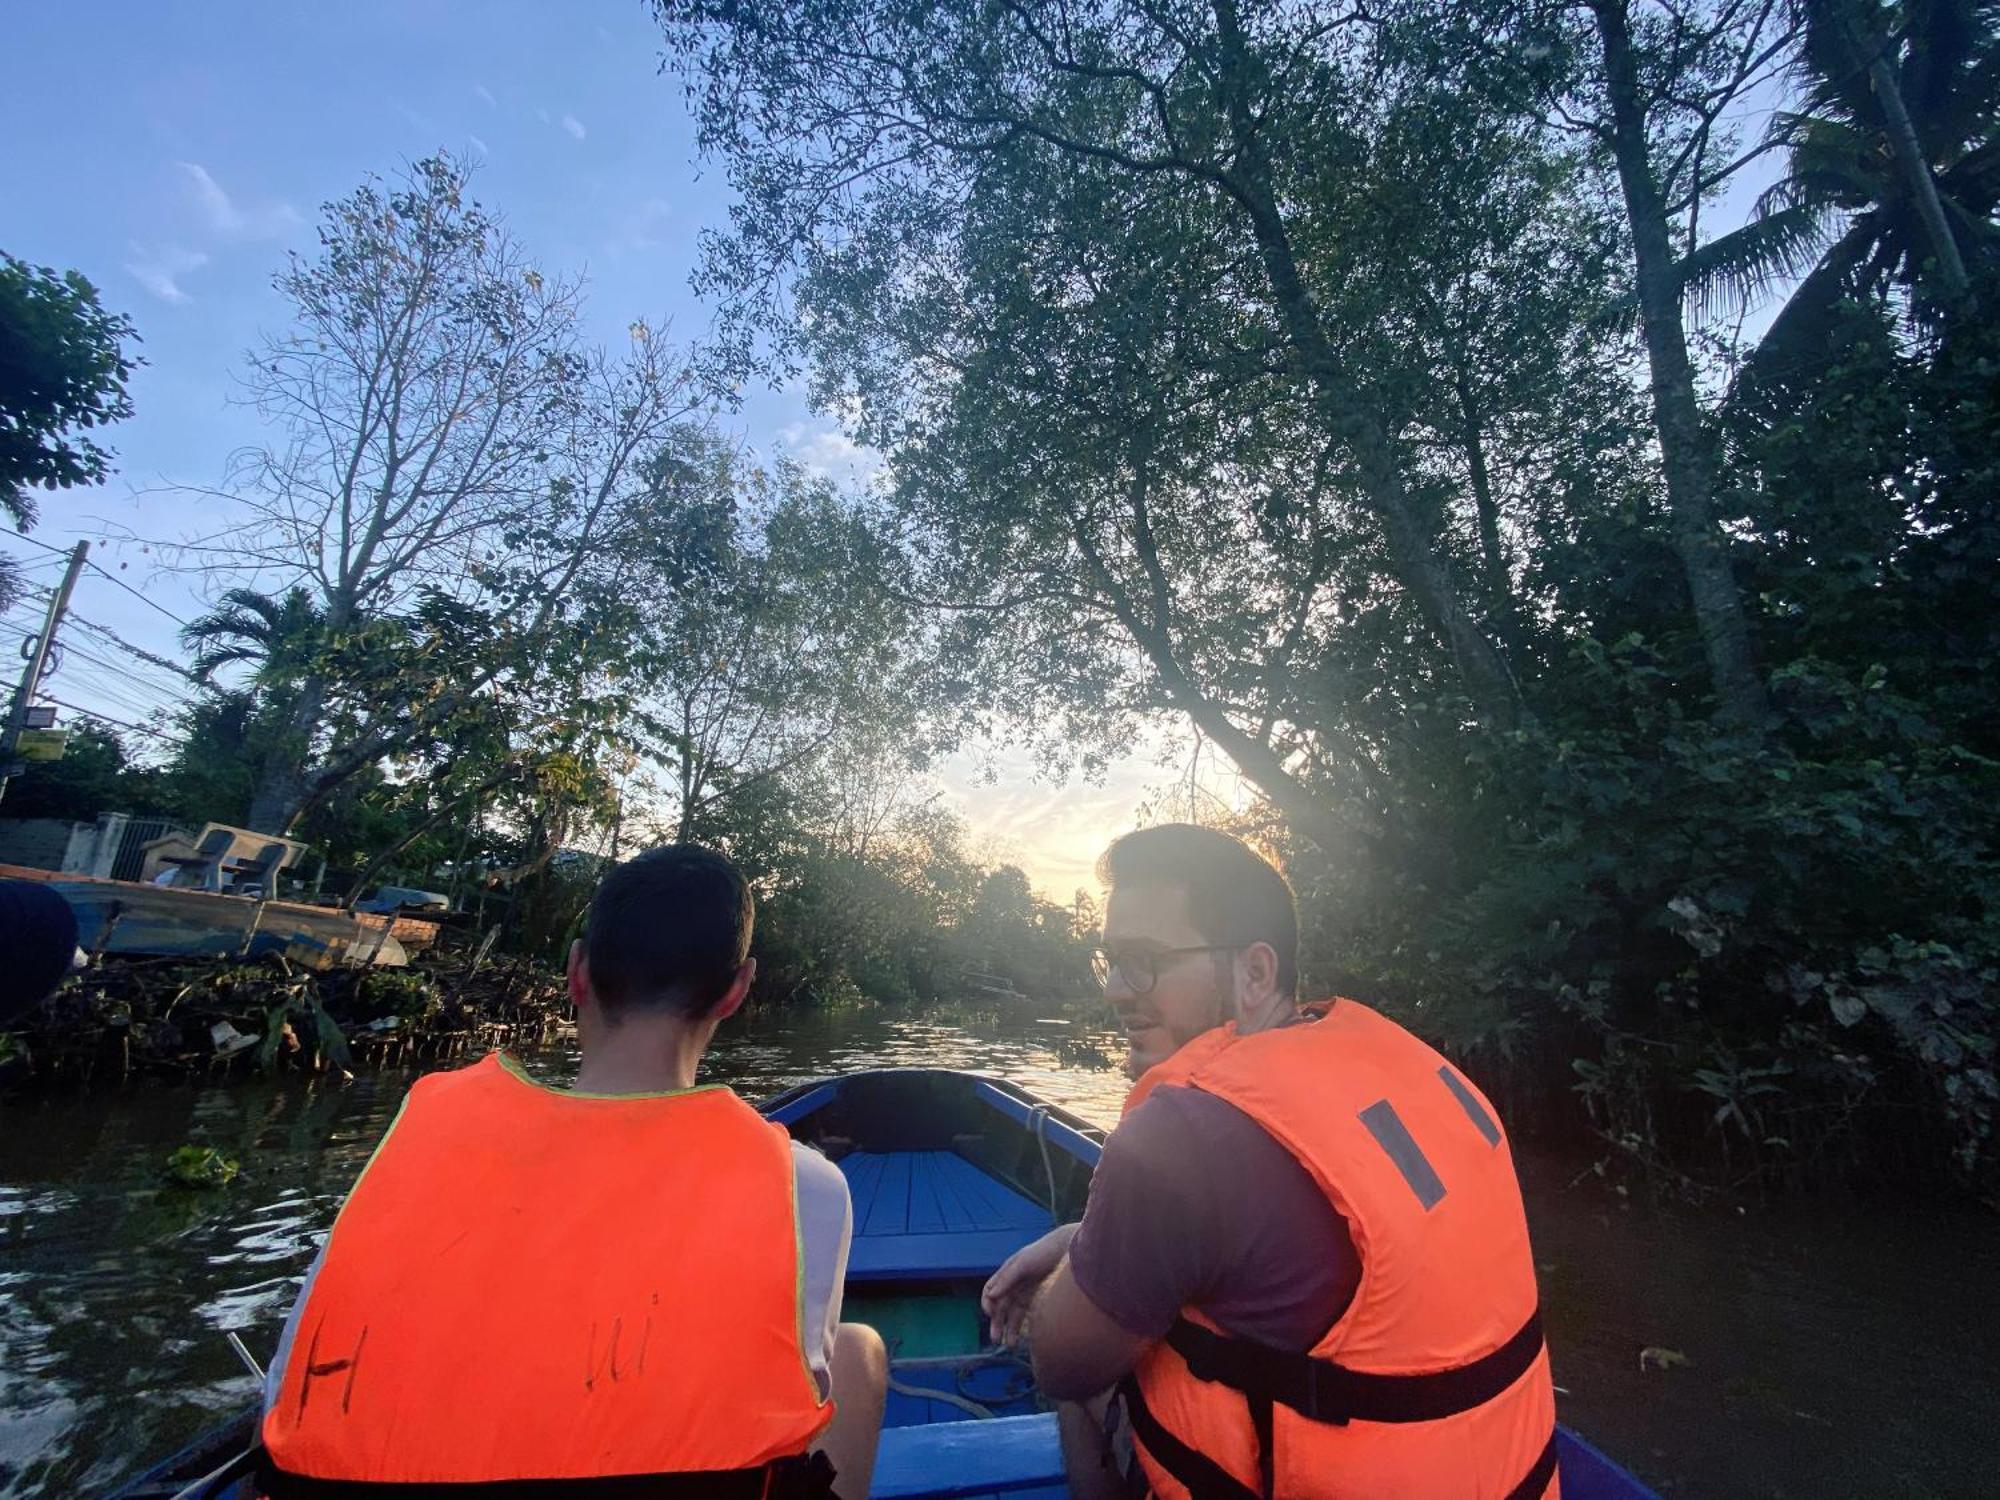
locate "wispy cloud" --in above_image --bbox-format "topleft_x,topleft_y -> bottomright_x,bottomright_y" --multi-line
175,161 -> 301,239
779,417 -> 884,484
472,82 -> 498,109
124,242 -> 209,304
468,133 -> 490,158
560,113 -> 587,141
397,105 -> 443,138
608,197 -> 675,255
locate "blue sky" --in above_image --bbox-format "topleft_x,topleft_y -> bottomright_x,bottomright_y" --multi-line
0,0 -> 1172,894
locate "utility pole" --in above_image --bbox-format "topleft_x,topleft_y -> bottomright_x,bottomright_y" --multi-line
0,540 -> 89,808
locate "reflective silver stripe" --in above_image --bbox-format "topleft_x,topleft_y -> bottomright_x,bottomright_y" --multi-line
1357,1099 -> 1445,1210
1438,1065 -> 1502,1147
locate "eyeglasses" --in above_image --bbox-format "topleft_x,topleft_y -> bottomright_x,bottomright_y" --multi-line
1091,944 -> 1242,996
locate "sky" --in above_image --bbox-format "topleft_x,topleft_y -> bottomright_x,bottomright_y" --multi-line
0,0 -> 1196,897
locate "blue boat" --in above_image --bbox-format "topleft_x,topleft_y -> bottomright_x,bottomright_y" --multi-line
110,1067 -> 1655,1498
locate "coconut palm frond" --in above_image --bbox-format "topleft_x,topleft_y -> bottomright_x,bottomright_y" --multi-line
1680,203 -> 1842,326
181,586 -> 327,685
1902,0 -> 1996,123
184,639 -> 266,684
1731,213 -> 1889,400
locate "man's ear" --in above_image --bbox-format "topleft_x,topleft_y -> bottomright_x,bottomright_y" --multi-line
1234,941 -> 1283,1025
709,957 -> 756,1022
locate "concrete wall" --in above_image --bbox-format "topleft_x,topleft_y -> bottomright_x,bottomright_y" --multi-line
0,818 -> 91,872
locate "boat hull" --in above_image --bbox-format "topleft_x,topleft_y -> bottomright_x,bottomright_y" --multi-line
0,864 -> 437,969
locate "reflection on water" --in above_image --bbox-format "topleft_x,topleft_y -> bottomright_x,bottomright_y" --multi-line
2,1004 -> 1996,1499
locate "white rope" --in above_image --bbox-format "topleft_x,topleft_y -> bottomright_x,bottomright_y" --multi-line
885,1371 -> 1000,1420
1028,1104 -> 1059,1219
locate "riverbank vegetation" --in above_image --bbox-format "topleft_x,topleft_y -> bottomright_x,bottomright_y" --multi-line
5,1 -> 1995,1195
0,950 -> 568,1094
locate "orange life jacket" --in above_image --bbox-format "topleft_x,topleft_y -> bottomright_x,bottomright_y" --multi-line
262,1053 -> 832,1495
1119,1001 -> 1559,1500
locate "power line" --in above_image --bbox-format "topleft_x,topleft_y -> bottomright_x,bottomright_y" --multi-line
0,583 -> 194,680
1,533 -> 193,628
58,637 -> 192,697
40,695 -> 193,750
84,560 -> 193,629
69,616 -> 195,680
0,621 -> 190,698
59,666 -> 184,721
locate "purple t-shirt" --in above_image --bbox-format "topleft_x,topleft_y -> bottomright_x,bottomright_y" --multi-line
1069,1083 -> 1361,1350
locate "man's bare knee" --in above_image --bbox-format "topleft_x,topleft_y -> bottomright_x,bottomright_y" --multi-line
831,1321 -> 888,1392
819,1323 -> 887,1500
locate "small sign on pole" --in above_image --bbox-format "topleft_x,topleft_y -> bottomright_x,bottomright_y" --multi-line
22,705 -> 56,730
16,729 -> 69,762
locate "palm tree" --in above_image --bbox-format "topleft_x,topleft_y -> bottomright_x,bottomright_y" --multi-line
1686,0 -> 1998,371
181,587 -> 325,686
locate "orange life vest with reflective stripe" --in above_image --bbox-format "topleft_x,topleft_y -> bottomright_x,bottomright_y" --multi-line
1120,1001 -> 1559,1500
262,1053 -> 832,1492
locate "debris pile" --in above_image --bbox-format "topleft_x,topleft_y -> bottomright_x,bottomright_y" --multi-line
0,949 -> 567,1093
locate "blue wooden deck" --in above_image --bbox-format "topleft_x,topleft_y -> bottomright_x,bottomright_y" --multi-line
839,1150 -> 1056,1281
873,1414 -> 1064,1499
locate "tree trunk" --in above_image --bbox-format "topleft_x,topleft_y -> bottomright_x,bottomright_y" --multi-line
244,669 -> 328,835
341,766 -> 516,907
1833,4 -> 1973,303
1595,0 -> 1771,729
1209,0 -> 1520,729
1066,507 -> 1375,855
1456,372 -> 1511,618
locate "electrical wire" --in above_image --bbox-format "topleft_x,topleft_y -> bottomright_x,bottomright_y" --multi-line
84,560 -> 193,629
38,696 -> 160,738
0,532 -> 194,627
57,641 -> 190,700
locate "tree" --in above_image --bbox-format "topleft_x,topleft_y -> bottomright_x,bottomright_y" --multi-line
1694,0 -> 1999,377
0,721 -> 158,821
188,155 -> 704,832
655,1 -> 1681,856
604,439 -> 925,844
652,0 -> 2000,1191
1555,0 -> 1786,727
657,0 -> 1536,739
182,586 -> 325,686
1779,0 -> 1988,307
0,253 -> 138,529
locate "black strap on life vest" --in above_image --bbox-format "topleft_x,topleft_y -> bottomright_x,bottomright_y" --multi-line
1118,1374 -> 1260,1500
258,1452 -> 836,1500
1165,1305 -> 1546,1426
1505,1429 -> 1562,1500
1123,1372 -> 1560,1500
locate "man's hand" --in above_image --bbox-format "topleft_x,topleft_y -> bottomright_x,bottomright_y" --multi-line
981,1222 -> 1080,1347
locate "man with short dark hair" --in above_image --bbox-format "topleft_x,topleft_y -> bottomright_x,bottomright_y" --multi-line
261,845 -> 886,1499
983,824 -> 1558,1499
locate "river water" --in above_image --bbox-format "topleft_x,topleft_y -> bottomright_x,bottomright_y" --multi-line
1,1004 -> 1994,1499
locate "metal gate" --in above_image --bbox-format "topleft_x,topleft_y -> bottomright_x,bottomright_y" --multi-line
111,815 -> 190,882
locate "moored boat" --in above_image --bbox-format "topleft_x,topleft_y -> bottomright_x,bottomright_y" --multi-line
0,864 -> 438,970
109,1067 -> 1656,1498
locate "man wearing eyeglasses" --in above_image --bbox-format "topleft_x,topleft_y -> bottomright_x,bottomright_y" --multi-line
982,824 -> 1557,1499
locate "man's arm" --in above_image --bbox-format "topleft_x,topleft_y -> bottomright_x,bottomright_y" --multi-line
791,1141 -> 854,1397
1022,1090 -> 1228,1400
1028,1255 -> 1156,1401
